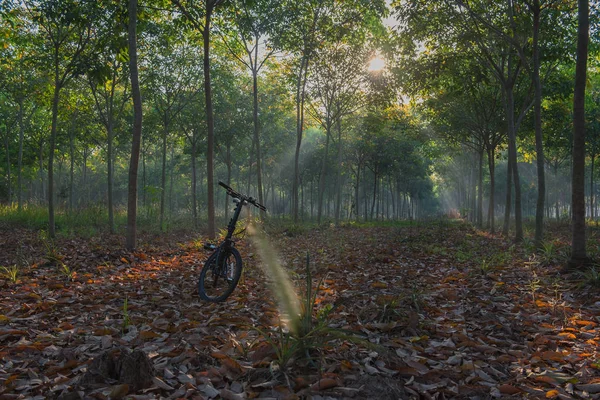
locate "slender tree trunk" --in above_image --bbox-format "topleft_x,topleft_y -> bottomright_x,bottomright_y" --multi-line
370,170 -> 378,220
487,148 -> 496,233
503,83 -> 524,241
317,125 -> 330,224
160,122 -> 168,231
191,138 -> 198,228
532,0 -> 545,248
69,130 -> 75,212
570,0 -> 589,266
478,149 -> 484,227
17,98 -> 24,210
107,120 -> 115,233
293,56 -> 310,222
126,0 -> 143,250
39,140 -> 45,203
334,117 -> 343,225
169,144 -> 175,213
4,131 -> 11,205
354,165 -> 360,222
252,69 -> 265,218
503,159 -> 512,235
48,69 -> 61,237
204,10 -> 216,239
591,153 -> 595,221
225,143 -> 232,221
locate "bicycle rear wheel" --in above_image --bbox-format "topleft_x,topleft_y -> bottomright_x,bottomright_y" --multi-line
198,247 -> 243,302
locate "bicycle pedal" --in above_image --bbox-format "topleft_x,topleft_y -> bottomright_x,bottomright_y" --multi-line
203,243 -> 217,250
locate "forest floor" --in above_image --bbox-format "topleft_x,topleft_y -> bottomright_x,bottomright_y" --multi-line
1,220 -> 600,399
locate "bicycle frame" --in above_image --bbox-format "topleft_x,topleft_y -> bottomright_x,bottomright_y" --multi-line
216,197 -> 246,257
198,181 -> 266,301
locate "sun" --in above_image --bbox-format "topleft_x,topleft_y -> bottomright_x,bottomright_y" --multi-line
368,55 -> 385,72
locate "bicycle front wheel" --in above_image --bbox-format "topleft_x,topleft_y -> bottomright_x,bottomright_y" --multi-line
198,247 -> 243,302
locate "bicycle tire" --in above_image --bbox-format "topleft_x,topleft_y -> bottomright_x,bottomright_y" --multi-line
198,247 -> 243,302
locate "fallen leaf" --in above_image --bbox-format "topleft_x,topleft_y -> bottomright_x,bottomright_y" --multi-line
310,378 -> 339,391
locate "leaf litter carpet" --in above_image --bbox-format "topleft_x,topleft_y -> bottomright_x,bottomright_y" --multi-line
1,222 -> 600,399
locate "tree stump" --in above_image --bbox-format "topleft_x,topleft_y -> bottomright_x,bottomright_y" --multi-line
81,348 -> 154,392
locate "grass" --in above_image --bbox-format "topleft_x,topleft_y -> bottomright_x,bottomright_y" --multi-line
1,265 -> 19,283
0,204 -> 201,237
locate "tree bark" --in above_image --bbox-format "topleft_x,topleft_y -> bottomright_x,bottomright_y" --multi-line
17,98 -> 24,211
292,56 -> 309,222
191,135 -> 198,228
252,67 -> 265,219
591,153 -> 595,221
532,0 -> 545,248
160,122 -> 168,231
204,9 -> 216,239
569,0 -> 589,266
3,130 -> 11,205
505,86 -> 523,241
477,149 -> 484,227
126,0 -> 143,250
48,68 -> 61,237
317,124 -> 331,224
487,147 -> 496,233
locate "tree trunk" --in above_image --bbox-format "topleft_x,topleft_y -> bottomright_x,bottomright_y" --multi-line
569,0 -> 589,266
354,165 -> 360,222
48,69 -> 61,237
317,125 -> 331,224
204,10 -> 216,239
17,98 -> 24,211
191,138 -> 198,228
508,90 -> 524,242
126,0 -> 143,250
225,143 -> 232,221
292,56 -> 309,222
160,122 -> 168,231
503,157 -> 512,235
169,144 -> 175,213
487,147 -> 496,233
370,170 -> 378,221
252,68 -> 265,219
477,149 -> 484,227
69,130 -> 75,212
532,0 -> 545,248
591,153 -> 595,221
4,130 -> 11,205
107,119 -> 115,233
334,116 -> 343,225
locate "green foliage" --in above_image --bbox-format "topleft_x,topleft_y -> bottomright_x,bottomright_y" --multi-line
257,253 -> 369,369
39,229 -> 62,265
0,265 -> 19,283
578,266 -> 600,288
58,262 -> 74,281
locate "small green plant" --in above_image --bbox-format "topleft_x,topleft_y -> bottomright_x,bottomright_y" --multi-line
410,283 -> 424,312
578,266 -> 600,288
456,250 -> 472,263
479,258 -> 491,276
58,262 -> 75,281
255,253 -> 369,370
39,230 -> 62,264
376,296 -> 403,323
522,237 -> 535,253
1,265 -> 19,283
122,296 -> 131,331
539,241 -> 557,265
528,274 -> 542,304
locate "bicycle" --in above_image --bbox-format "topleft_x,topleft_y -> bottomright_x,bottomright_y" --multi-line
198,181 -> 266,302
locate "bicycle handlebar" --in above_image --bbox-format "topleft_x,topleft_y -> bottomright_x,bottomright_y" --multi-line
218,181 -> 267,211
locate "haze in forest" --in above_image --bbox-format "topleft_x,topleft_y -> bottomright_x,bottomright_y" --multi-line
0,0 -> 597,261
